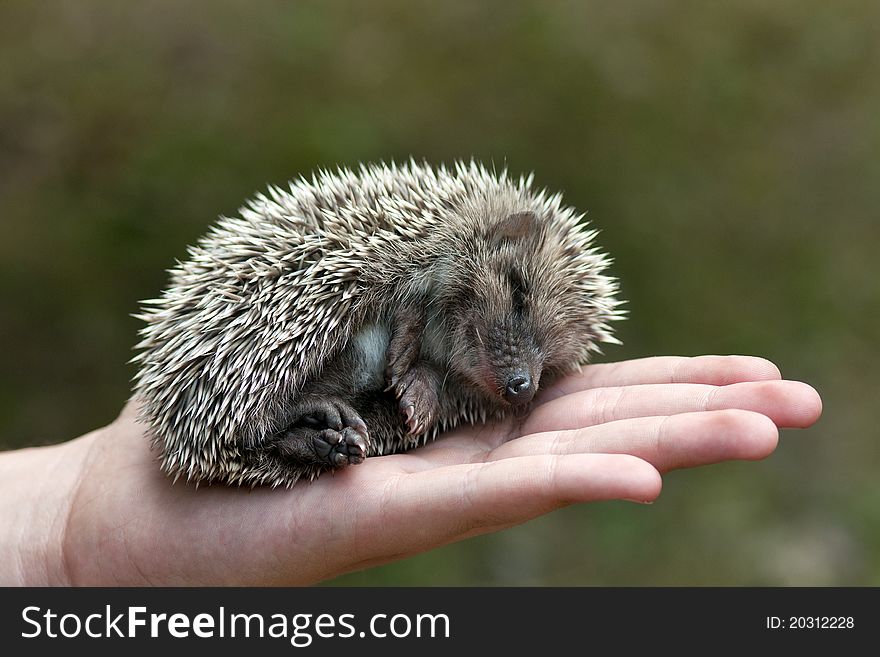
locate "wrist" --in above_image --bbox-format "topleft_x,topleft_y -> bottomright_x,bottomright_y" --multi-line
0,432 -> 95,585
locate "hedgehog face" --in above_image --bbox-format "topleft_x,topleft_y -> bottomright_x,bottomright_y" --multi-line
444,209 -> 608,409
450,285 -> 546,409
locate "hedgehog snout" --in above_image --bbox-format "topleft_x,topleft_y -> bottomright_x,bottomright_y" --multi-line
503,371 -> 535,405
478,323 -> 543,406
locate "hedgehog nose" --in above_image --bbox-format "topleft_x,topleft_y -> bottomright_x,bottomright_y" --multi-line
504,373 -> 535,405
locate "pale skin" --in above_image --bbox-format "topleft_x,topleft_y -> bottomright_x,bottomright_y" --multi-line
0,355 -> 822,586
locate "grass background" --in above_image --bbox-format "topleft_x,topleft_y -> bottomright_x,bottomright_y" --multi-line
1,0 -> 877,584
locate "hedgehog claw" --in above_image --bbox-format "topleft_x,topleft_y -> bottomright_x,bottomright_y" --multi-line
344,428 -> 367,465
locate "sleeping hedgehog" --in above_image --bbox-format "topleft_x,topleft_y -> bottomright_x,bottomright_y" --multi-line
132,161 -> 623,487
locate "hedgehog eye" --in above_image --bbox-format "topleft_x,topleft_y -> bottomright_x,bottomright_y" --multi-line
508,267 -> 529,314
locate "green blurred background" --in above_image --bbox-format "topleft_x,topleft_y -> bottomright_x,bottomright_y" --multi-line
1,0 -> 877,585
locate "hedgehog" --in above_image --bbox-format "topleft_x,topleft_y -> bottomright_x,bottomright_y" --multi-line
132,161 -> 623,487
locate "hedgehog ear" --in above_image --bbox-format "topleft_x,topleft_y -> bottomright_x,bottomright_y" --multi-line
490,211 -> 538,244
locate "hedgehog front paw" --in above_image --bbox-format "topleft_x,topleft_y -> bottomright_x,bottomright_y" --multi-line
391,364 -> 441,436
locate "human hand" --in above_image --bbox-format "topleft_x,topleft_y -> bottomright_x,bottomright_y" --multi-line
5,355 -> 821,585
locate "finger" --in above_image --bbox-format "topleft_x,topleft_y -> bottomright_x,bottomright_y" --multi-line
525,380 -> 822,435
492,410 -> 778,473
352,454 -> 661,558
537,355 -> 782,405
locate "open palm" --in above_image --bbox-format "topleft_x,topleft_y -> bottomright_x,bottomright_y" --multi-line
55,355 -> 820,585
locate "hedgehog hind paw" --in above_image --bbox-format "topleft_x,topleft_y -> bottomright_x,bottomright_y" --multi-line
276,426 -> 368,468
293,396 -> 368,437
316,427 -> 368,467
